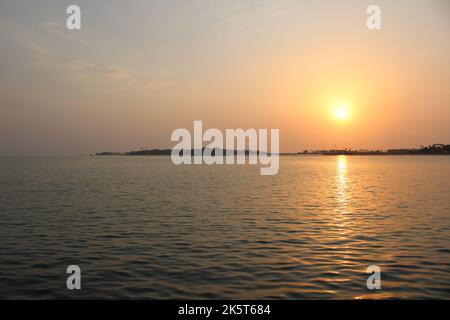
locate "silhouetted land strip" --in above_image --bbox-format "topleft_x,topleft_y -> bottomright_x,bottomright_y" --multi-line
95,144 -> 450,156
96,148 -> 268,156
303,144 -> 450,155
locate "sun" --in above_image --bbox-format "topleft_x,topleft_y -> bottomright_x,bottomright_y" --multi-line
333,104 -> 351,121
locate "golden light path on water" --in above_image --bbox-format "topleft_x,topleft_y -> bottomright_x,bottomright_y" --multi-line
333,156 -> 352,293
334,156 -> 396,299
336,155 -> 348,210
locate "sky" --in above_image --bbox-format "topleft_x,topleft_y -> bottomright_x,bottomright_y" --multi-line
0,0 -> 449,155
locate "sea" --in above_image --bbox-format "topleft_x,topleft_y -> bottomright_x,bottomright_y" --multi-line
0,155 -> 449,299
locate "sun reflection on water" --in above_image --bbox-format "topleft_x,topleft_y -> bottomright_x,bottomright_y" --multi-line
336,155 -> 348,209
334,155 -> 351,240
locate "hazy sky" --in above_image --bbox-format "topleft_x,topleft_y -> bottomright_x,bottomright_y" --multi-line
0,0 -> 449,155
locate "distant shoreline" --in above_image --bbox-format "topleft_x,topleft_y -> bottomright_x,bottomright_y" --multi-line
93,153 -> 450,156
94,144 -> 450,156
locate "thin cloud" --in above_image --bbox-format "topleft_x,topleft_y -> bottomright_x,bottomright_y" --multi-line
39,21 -> 89,45
67,60 -> 176,89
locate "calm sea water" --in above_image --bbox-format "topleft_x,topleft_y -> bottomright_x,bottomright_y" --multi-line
0,155 -> 449,299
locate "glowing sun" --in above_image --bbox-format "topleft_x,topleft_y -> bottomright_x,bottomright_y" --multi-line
334,104 -> 350,121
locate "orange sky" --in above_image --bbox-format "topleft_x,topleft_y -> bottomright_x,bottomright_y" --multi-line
0,0 -> 449,154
